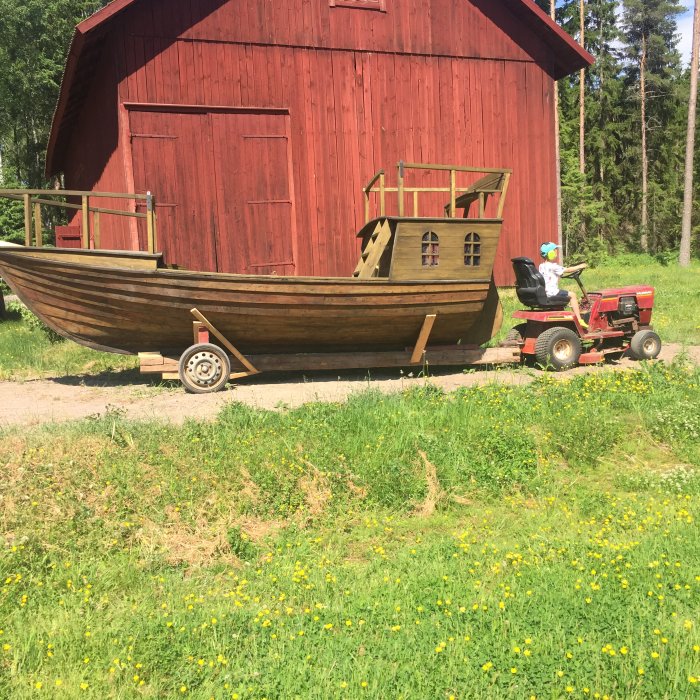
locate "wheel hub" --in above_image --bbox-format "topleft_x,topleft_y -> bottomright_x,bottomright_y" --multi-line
552,339 -> 573,361
642,337 -> 657,354
186,351 -> 224,387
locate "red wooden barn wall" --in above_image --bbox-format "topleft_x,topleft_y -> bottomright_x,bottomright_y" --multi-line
58,0 -> 566,285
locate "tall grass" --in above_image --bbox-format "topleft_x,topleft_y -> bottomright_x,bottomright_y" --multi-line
0,305 -> 137,380
1,359 -> 699,698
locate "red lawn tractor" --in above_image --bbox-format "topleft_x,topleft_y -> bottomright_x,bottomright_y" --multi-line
508,257 -> 661,371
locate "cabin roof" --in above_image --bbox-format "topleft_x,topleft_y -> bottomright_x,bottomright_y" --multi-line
45,0 -> 593,176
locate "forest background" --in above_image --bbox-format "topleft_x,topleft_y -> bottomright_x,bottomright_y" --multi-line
0,0 -> 698,262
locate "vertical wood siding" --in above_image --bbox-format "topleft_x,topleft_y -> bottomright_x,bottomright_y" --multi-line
60,0 -> 560,284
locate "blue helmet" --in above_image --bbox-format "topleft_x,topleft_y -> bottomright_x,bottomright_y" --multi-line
540,242 -> 559,258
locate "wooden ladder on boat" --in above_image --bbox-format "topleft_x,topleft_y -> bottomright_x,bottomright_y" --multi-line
352,219 -> 392,279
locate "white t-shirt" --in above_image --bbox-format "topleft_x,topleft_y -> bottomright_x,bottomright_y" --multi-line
539,261 -> 565,297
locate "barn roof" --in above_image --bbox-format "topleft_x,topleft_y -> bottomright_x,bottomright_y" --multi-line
45,0 -> 594,176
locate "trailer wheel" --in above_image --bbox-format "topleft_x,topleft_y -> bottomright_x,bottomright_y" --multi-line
629,330 -> 661,360
535,327 -> 581,371
179,343 -> 231,394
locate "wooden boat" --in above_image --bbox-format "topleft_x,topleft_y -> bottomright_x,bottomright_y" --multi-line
0,164 -> 516,388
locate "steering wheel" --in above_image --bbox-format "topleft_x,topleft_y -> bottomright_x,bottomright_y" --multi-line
561,262 -> 587,279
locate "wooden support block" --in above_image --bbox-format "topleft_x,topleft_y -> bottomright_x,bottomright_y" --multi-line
244,345 -> 520,372
410,313 -> 437,364
138,351 -> 165,366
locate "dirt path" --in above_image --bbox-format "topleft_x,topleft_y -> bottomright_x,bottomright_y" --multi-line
1,343 -> 698,427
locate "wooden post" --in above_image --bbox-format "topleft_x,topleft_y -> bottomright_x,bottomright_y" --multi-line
33,202 -> 42,247
146,191 -> 155,253
379,172 -> 385,216
364,189 -> 370,224
410,314 -> 437,364
397,161 -> 404,216
23,194 -> 32,246
93,211 -> 101,249
81,196 -> 90,248
450,169 -> 456,218
152,208 -> 158,253
497,172 -> 511,219
413,191 -> 419,217
478,192 -> 485,219
190,307 -> 260,375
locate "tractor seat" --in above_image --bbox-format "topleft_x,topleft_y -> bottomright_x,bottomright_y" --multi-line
511,257 -> 567,309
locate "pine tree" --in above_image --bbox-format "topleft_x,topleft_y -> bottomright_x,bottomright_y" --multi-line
680,0 -> 700,266
0,0 -> 108,187
621,0 -> 684,252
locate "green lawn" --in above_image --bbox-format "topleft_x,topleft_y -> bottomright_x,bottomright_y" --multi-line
1,360 -> 699,698
0,304 -> 137,381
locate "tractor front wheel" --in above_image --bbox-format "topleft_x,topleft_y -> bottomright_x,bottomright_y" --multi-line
535,327 -> 582,371
629,330 -> 661,361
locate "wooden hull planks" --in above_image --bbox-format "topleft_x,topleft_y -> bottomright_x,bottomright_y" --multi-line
0,247 -> 502,355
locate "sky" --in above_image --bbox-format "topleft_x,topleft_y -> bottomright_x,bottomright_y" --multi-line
677,7 -> 694,66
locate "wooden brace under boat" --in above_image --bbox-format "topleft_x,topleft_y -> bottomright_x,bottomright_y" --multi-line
0,163 -> 517,392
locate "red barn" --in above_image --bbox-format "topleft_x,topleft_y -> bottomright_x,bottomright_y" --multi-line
46,0 -> 591,284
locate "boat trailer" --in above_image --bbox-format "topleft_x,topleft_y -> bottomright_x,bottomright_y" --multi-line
138,308 -> 521,393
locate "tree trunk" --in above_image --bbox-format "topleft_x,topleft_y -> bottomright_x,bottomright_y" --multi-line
640,34 -> 649,252
552,0 -> 563,252
680,0 -> 700,266
579,0 -> 586,176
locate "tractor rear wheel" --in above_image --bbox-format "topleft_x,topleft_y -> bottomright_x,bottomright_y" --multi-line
629,330 -> 661,360
535,327 -> 582,371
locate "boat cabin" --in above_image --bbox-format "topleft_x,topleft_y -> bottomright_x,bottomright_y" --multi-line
353,162 -> 508,282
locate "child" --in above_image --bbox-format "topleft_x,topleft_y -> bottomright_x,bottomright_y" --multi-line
538,242 -> 588,328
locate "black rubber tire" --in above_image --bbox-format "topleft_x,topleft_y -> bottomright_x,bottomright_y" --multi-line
534,326 -> 582,371
505,323 -> 528,343
178,343 -> 231,394
629,330 -> 661,360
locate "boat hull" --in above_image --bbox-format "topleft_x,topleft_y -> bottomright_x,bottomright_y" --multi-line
0,247 -> 502,356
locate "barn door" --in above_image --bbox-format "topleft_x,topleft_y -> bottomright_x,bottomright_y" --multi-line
129,109 -> 219,272
210,112 -> 295,275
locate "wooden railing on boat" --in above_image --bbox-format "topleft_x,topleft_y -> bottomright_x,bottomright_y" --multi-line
0,189 -> 157,252
363,161 -> 511,223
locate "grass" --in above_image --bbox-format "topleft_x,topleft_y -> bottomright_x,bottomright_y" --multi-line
1,359 -> 699,698
1,255 -> 698,381
0,304 -> 137,381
